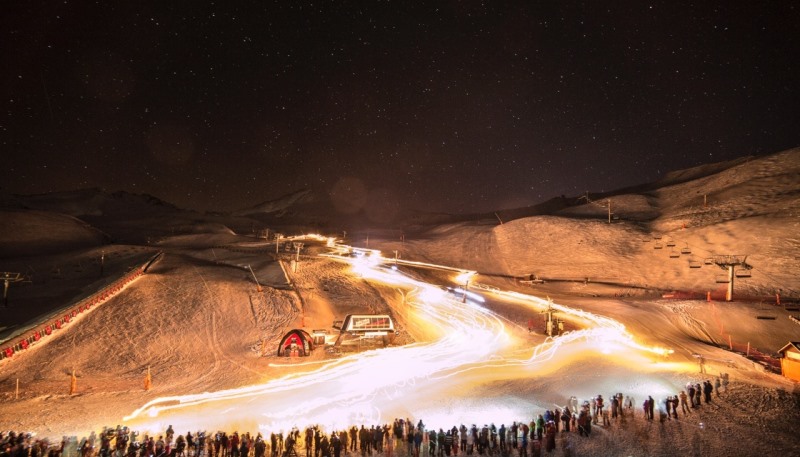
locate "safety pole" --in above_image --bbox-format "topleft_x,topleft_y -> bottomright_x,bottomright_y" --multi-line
69,369 -> 77,395
247,265 -> 263,292
144,365 -> 152,391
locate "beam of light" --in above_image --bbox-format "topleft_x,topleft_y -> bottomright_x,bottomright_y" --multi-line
480,291 -> 675,358
123,240 -> 675,435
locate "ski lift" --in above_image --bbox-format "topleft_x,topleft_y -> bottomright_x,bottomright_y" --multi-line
715,274 -> 730,283
689,260 -> 702,269
680,245 -> 692,255
653,235 -> 663,240
653,243 -> 663,249
666,239 -> 676,247
669,250 -> 680,258
735,267 -> 752,278
704,258 -> 714,265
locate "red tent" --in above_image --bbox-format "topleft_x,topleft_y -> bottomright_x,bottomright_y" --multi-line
277,329 -> 314,357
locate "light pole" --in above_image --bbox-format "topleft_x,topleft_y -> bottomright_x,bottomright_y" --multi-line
2,272 -> 24,308
292,242 -> 304,272
293,242 -> 304,262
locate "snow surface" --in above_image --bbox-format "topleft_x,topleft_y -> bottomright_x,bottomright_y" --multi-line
1,148 -> 799,457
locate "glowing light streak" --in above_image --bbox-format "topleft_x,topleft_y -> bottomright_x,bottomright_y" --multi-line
476,288 -> 675,357
124,241 -> 674,434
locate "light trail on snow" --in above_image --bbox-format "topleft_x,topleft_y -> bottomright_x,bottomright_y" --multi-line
122,243 -> 675,434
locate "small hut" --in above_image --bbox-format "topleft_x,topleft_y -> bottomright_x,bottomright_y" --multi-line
777,342 -> 800,382
277,329 -> 314,357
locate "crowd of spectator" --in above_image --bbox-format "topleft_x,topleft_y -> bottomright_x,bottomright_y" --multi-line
1,375 -> 730,457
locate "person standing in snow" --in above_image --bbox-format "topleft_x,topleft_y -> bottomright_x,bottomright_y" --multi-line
319,436 -> 330,457
339,431 -> 348,457
254,436 -> 266,457
331,434 -> 341,457
593,396 -> 603,423
304,428 -> 314,457
560,409 -> 571,433
679,391 -> 690,414
495,425 -> 503,452
694,383 -> 702,407
544,423 -> 556,453
610,395 -> 619,420
231,433 -> 240,457
703,380 -> 714,403
315,429 -> 324,457
242,433 -> 251,457
534,416 -> 544,442
624,395 -> 634,416
478,426 -> 488,456
450,427 -> 458,457
406,427 -> 415,457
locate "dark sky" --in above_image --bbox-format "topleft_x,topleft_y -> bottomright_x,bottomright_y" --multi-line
2,1 -> 798,215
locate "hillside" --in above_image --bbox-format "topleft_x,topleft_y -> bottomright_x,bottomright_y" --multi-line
371,148 -> 800,299
0,147 -> 798,457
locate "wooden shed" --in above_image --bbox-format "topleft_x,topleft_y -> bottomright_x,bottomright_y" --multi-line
778,342 -> 800,382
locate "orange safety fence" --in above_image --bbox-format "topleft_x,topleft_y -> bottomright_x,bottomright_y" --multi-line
0,252 -> 162,362
708,300 -> 782,373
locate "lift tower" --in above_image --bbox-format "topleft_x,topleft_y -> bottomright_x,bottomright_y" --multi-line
1,272 -> 24,307
541,297 -> 564,337
711,255 -> 751,302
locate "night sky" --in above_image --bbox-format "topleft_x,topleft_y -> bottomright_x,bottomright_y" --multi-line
2,1 -> 798,215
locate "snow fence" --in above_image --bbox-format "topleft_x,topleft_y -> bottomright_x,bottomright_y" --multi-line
0,252 -> 162,361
